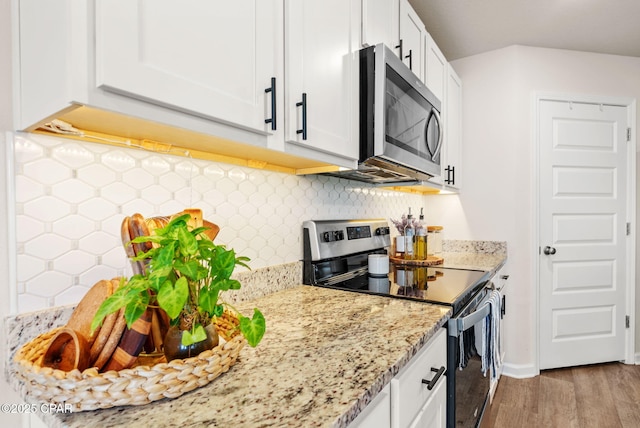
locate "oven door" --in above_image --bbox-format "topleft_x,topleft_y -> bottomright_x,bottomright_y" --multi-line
447,289 -> 491,428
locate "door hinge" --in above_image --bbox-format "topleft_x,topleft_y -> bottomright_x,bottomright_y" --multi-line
627,128 -> 632,142
627,222 -> 631,236
625,315 -> 630,329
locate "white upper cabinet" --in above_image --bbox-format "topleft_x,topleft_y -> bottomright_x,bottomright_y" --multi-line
284,0 -> 360,164
443,64 -> 462,189
398,0 -> 425,80
425,33 -> 447,104
361,0 -> 399,49
96,0 -> 283,138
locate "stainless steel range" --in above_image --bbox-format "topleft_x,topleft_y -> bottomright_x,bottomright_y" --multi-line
302,219 -> 493,428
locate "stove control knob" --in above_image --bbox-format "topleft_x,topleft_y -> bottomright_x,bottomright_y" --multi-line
322,232 -> 331,242
334,230 -> 344,241
375,227 -> 390,236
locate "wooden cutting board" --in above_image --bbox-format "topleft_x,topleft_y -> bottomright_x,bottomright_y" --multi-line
92,307 -> 127,371
66,279 -> 114,347
102,308 -> 153,372
88,278 -> 123,364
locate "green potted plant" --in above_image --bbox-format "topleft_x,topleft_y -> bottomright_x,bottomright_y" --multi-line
91,213 -> 265,361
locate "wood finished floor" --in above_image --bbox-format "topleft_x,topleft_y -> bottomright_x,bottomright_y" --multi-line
482,362 -> 640,428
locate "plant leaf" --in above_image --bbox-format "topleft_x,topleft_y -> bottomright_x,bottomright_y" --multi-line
91,288 -> 129,333
210,247 -> 236,279
212,304 -> 224,317
157,276 -> 189,320
213,278 -> 240,291
123,292 -> 150,329
198,286 -> 219,314
239,308 -> 266,347
181,329 -> 194,347
180,324 -> 207,347
177,226 -> 198,257
175,259 -> 207,281
191,324 -> 207,343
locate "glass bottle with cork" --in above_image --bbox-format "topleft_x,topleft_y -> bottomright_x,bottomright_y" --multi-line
403,208 -> 415,260
414,208 -> 427,260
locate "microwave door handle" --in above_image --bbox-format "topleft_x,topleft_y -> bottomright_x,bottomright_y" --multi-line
449,301 -> 491,337
431,108 -> 444,160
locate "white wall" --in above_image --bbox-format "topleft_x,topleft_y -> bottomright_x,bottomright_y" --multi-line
426,45 -> 640,374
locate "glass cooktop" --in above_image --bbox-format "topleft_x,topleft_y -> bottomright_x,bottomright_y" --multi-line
322,264 -> 488,310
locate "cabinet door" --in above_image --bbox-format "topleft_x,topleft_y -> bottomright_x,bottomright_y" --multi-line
391,328 -> 446,428
96,0 -> 283,137
361,0 -> 399,50
425,33 -> 447,103
398,0 -> 424,80
349,384 -> 391,428
443,65 -> 462,189
408,379 -> 446,428
284,0 -> 359,163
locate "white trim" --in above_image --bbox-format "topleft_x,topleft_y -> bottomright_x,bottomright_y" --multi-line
5,131 -> 17,314
625,100 -> 637,365
501,362 -> 538,379
533,92 -> 637,370
531,93 -> 541,376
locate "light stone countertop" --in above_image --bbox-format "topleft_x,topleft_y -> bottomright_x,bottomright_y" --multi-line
12,285 -> 451,428
7,245 -> 507,427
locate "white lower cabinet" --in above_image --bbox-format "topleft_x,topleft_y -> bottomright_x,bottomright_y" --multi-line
350,384 -> 391,428
391,328 -> 447,428
350,328 -> 447,428
408,378 -> 446,428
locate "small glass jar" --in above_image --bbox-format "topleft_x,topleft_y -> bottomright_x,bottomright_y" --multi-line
427,226 -> 443,255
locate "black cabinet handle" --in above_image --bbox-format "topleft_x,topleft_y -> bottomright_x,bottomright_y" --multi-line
395,39 -> 403,60
445,165 -> 455,185
405,49 -> 413,70
296,93 -> 307,140
501,295 -> 506,319
421,366 -> 446,390
264,77 -> 277,131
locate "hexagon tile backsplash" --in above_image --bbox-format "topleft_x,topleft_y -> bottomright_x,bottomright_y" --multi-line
9,132 -> 425,313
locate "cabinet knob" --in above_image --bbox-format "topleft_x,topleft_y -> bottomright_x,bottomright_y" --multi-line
421,366 -> 446,390
543,246 -> 556,255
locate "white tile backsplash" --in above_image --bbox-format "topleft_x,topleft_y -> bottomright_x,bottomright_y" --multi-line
9,132 -> 426,314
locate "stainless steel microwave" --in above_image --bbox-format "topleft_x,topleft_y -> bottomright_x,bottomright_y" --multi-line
327,43 -> 443,184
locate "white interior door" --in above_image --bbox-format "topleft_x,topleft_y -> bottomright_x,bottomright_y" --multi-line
538,99 -> 629,370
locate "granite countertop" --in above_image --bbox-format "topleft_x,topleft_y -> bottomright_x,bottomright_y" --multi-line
10,286 -> 451,428
7,245 -> 508,427
440,251 -> 506,275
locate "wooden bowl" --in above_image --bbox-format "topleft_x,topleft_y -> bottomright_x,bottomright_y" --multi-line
41,328 -> 89,372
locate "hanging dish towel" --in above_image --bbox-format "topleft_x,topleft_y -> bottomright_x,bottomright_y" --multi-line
458,325 -> 479,370
474,289 -> 502,377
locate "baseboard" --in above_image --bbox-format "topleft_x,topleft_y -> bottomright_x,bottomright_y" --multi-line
635,352 -> 640,365
501,362 -> 538,379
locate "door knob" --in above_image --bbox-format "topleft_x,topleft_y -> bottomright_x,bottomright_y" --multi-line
543,246 -> 557,255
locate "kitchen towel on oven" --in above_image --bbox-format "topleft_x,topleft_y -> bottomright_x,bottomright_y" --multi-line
458,327 -> 479,370
476,289 -> 502,378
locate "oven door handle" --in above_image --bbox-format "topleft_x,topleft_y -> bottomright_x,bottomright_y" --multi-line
448,301 -> 491,337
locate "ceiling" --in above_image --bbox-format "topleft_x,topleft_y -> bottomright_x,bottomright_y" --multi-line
409,0 -> 640,61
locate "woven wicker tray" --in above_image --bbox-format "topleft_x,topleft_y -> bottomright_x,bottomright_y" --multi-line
13,317 -> 246,412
